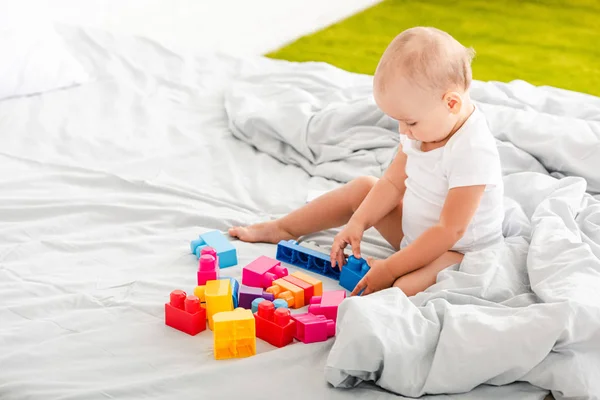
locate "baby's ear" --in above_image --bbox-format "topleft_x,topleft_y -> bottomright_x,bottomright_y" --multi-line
444,91 -> 462,114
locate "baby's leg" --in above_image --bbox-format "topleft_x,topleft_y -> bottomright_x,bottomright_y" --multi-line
392,251 -> 463,297
229,176 -> 404,247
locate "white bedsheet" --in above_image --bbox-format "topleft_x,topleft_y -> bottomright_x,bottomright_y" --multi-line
0,24 -> 588,400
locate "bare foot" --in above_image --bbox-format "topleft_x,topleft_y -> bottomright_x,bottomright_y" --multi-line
228,221 -> 295,244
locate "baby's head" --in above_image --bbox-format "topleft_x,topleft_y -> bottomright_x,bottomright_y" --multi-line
373,27 -> 475,143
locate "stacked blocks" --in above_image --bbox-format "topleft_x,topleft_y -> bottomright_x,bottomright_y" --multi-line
265,271 -> 324,309
308,290 -> 346,322
213,308 -> 256,360
165,290 -> 206,336
191,230 -> 237,268
339,256 -> 370,293
292,313 -> 335,344
197,247 -> 219,286
205,279 -> 233,330
276,240 -> 340,279
242,256 -> 288,288
238,284 -> 275,310
254,300 -> 296,348
266,278 -> 304,309
290,271 -> 322,298
282,274 -> 315,303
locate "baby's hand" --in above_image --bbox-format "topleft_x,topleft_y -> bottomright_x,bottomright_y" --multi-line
351,257 -> 396,296
330,220 -> 364,268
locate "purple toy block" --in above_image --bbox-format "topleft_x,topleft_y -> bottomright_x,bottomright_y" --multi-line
197,248 -> 219,286
242,256 -> 288,288
291,313 -> 335,344
238,284 -> 275,310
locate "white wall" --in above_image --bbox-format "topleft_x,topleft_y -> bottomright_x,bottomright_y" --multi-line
0,0 -> 381,54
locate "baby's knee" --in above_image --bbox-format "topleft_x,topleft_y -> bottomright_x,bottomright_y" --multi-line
348,176 -> 378,209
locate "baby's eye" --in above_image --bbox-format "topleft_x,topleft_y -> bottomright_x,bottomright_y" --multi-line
407,122 -> 417,127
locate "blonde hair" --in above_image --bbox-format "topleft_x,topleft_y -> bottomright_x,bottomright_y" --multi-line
375,27 -> 475,93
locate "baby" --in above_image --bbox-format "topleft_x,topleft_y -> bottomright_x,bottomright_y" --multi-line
229,27 -> 503,297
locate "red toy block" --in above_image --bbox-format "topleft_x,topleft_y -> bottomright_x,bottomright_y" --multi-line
254,300 -> 295,348
197,248 -> 219,286
242,256 -> 288,288
307,290 -> 346,322
165,290 -> 207,336
291,313 -> 335,344
282,274 -> 315,303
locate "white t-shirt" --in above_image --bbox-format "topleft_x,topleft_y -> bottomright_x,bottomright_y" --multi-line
399,107 -> 504,253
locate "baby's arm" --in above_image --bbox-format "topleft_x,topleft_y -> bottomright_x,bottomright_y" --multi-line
385,185 -> 486,277
351,145 -> 408,229
330,146 -> 407,262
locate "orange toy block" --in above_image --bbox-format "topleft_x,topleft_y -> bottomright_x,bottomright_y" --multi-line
266,278 -> 304,309
282,275 -> 314,303
291,271 -> 323,297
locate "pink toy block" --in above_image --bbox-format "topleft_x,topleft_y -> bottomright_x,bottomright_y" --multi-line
242,256 -> 288,288
307,290 -> 346,322
197,247 -> 219,286
291,313 -> 335,344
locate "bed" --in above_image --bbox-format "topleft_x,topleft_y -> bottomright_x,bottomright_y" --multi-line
1,24 -> 598,400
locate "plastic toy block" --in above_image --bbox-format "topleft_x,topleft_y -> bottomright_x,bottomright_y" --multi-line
205,279 -> 233,330
191,230 -> 237,268
291,271 -> 323,297
308,290 -> 346,322
221,277 -> 240,309
254,300 -> 296,348
251,298 -> 266,313
339,256 -> 370,293
273,299 -> 288,309
165,290 -> 206,336
282,275 -> 315,303
239,284 -> 274,310
242,256 -> 288,288
266,278 -> 304,309
193,285 -> 206,308
291,313 -> 335,344
197,249 -> 219,286
213,308 -> 256,360
276,240 -> 340,280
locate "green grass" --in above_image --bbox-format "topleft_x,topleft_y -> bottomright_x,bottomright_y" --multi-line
268,0 -> 600,96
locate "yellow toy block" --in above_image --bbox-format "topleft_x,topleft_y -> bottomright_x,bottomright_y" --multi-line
267,278 -> 304,308
194,285 -> 206,308
213,308 -> 256,360
291,271 -> 323,297
205,280 -> 233,330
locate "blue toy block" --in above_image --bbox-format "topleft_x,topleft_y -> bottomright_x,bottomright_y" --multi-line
221,277 -> 240,309
276,240 -> 340,280
272,299 -> 288,309
190,230 -> 237,268
339,256 -> 370,293
251,298 -> 266,314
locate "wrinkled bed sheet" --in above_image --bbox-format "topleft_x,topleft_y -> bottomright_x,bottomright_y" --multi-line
225,57 -> 600,399
0,24 -> 595,400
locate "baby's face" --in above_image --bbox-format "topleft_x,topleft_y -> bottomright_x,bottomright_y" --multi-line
374,77 -> 458,143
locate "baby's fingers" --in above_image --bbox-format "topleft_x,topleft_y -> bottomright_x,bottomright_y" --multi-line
348,237 -> 361,259
351,277 -> 367,296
